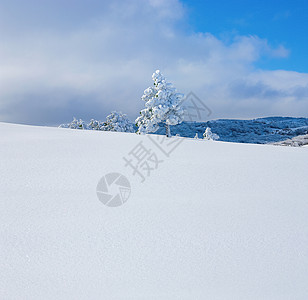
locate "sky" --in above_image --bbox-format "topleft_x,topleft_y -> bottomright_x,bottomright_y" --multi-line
0,0 -> 307,125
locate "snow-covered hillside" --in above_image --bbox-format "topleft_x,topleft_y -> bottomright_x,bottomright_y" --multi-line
273,134 -> 308,147
154,117 -> 308,144
1,122 -> 308,299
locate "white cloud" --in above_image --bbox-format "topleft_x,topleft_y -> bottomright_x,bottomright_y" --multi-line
0,0 -> 307,125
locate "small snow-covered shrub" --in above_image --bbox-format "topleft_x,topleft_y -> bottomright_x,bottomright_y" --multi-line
59,112 -> 135,133
203,127 -> 219,141
88,119 -> 104,130
59,118 -> 87,130
101,111 -> 135,132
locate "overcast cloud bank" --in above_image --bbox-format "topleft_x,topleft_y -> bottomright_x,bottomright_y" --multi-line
0,0 -> 307,125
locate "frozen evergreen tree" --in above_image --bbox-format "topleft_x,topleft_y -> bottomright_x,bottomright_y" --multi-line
101,111 -> 135,133
136,70 -> 185,137
59,112 -> 134,133
59,117 -> 87,130
203,127 -> 220,141
88,119 -> 104,130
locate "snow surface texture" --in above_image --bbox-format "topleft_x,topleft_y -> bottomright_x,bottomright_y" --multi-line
154,117 -> 308,144
1,122 -> 308,299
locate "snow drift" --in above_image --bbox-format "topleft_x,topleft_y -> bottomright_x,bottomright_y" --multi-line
0,122 -> 308,299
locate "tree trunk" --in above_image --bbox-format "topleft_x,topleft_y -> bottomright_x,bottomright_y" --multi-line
166,123 -> 171,138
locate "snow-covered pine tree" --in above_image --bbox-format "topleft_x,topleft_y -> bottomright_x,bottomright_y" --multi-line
59,113 -> 134,132
203,127 -> 220,141
59,117 -> 87,130
136,70 -> 185,137
101,111 -> 135,133
88,119 -> 104,130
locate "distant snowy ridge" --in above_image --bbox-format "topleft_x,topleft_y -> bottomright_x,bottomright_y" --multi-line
58,116 -> 308,145
154,116 -> 308,144
272,134 -> 308,147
